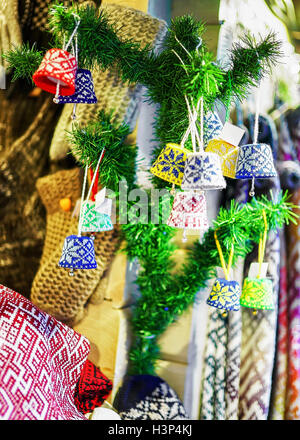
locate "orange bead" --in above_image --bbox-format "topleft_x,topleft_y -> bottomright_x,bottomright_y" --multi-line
59,198 -> 72,212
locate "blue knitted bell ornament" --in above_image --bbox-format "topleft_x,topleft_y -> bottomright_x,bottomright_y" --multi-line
235,143 -> 277,180
59,234 -> 97,275
57,69 -> 97,104
80,200 -> 114,233
206,231 -> 240,315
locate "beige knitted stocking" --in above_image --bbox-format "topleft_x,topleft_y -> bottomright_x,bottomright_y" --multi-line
30,167 -> 120,326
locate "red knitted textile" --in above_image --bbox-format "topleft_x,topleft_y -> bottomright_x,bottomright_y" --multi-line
74,359 -> 113,414
33,48 -> 77,95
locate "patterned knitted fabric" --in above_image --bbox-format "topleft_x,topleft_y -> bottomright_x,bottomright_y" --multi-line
199,309 -> 227,420
269,228 -> 288,419
29,0 -> 91,32
0,89 -> 60,296
285,188 -> 300,419
74,359 -> 113,415
113,375 -> 189,420
49,3 -> 167,161
30,168 -> 120,325
238,180 -> 281,420
225,261 -> 243,420
0,0 -> 22,68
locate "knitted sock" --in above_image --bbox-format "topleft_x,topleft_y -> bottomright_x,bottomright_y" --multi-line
49,3 -> 167,161
30,167 -> 120,326
113,375 -> 189,420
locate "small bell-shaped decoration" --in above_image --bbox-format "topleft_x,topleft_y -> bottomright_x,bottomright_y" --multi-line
59,234 -> 97,274
56,69 -> 97,104
32,48 -> 77,96
167,191 -> 209,231
150,143 -> 190,186
203,111 -> 223,146
207,278 -> 241,314
81,200 -> 113,233
240,209 -> 274,313
239,277 -> 274,311
206,231 -> 240,315
206,122 -> 245,179
235,143 -> 277,180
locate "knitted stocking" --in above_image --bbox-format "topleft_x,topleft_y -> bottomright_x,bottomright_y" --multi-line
49,3 -> 167,161
30,168 -> 120,326
0,92 -> 60,296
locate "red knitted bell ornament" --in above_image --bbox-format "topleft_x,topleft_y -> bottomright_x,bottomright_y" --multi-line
33,48 -> 77,96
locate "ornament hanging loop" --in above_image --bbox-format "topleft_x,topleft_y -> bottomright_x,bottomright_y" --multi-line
53,14 -> 81,104
214,229 -> 234,281
257,209 -> 268,279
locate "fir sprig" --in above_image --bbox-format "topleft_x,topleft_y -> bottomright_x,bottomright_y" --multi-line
67,110 -> 137,192
2,43 -> 43,82
219,32 -> 283,104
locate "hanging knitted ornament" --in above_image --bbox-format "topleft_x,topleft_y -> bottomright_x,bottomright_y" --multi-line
205,122 -> 245,179
80,148 -> 113,233
203,110 -> 223,146
181,97 -> 226,191
150,143 -> 189,186
206,230 -> 240,316
235,87 -> 277,196
32,48 -> 77,96
150,95 -> 201,188
32,14 -> 80,100
58,234 -> 97,274
58,155 -> 103,276
81,201 -> 113,233
167,191 -> 209,242
240,277 -> 274,311
240,209 -> 274,313
56,69 -> 97,105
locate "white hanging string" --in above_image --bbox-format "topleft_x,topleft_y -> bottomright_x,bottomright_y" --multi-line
85,148 -> 106,202
253,87 -> 260,145
184,95 -> 203,154
54,15 -> 80,103
64,15 -> 80,52
78,164 -> 89,237
71,32 -> 79,120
